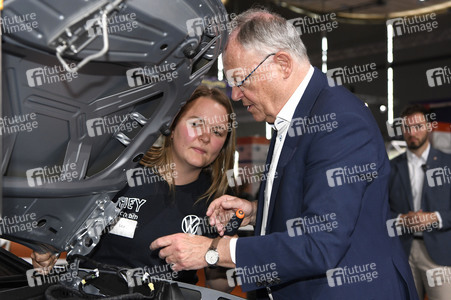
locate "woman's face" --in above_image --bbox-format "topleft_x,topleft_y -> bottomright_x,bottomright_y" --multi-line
171,96 -> 229,172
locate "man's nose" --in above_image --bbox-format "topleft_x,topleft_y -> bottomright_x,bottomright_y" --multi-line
231,86 -> 243,101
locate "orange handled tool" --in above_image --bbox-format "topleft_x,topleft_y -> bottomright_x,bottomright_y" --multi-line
224,209 -> 244,236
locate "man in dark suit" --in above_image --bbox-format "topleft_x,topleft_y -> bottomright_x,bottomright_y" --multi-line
151,8 -> 419,299
389,105 -> 451,300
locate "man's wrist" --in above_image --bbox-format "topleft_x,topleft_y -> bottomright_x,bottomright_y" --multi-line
216,236 -> 236,269
249,201 -> 258,226
205,237 -> 221,267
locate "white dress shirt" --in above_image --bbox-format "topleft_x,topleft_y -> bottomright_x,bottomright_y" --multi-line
230,65 -> 314,263
406,145 -> 430,213
260,65 -> 314,235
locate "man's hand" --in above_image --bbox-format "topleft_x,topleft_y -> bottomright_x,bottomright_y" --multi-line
150,233 -> 211,272
399,210 -> 439,232
207,195 -> 257,236
150,233 -> 235,271
31,251 -> 59,274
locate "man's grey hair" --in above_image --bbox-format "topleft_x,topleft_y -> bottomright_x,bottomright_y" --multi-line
227,8 -> 309,63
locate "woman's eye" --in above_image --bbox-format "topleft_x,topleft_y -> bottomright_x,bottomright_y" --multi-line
190,120 -> 204,127
212,127 -> 225,136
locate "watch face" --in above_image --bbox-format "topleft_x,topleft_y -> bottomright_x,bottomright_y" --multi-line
205,249 -> 219,265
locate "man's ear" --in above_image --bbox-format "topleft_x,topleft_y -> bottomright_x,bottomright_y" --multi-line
274,51 -> 293,79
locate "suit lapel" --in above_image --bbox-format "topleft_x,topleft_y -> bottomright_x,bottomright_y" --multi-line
254,130 -> 277,235
425,147 -> 440,169
264,67 -> 325,232
421,148 -> 439,208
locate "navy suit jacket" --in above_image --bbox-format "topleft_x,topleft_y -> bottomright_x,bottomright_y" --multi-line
389,147 -> 451,266
234,68 -> 418,299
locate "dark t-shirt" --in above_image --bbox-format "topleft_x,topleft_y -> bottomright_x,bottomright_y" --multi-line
88,171 -> 215,284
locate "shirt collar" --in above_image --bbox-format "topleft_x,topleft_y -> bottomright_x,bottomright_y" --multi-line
271,65 -> 314,131
406,143 -> 430,164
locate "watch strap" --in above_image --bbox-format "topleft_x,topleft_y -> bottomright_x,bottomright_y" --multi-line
209,236 -> 221,250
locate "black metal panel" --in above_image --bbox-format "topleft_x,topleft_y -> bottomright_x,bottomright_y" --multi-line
1,0 -> 229,255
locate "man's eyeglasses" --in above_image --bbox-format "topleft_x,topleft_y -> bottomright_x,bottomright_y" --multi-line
227,53 -> 276,91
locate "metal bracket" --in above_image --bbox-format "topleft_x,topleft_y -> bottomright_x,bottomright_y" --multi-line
112,112 -> 148,146
114,132 -> 132,146
130,112 -> 148,126
67,195 -> 120,256
54,0 -> 124,73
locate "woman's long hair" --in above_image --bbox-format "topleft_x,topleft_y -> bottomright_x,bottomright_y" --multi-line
140,85 -> 236,203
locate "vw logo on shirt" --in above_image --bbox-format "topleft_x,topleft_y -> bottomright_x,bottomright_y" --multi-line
181,215 -> 201,235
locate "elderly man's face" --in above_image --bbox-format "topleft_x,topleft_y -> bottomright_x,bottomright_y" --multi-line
223,41 -> 280,123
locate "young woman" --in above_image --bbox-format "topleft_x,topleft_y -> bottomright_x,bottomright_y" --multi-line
31,85 -> 236,291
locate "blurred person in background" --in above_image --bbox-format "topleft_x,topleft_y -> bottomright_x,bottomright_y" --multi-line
389,104 -> 451,300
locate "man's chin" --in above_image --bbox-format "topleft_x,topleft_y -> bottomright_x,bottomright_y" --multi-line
407,137 -> 428,150
407,141 -> 422,150
408,144 -> 419,150
250,113 -> 266,122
